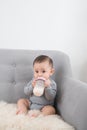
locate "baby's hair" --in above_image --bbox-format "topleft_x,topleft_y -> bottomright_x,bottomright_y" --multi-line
33,55 -> 53,68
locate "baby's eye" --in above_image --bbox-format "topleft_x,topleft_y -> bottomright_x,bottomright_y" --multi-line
35,71 -> 38,73
42,70 -> 46,73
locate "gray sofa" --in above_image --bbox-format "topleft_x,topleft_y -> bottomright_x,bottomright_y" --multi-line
0,49 -> 87,130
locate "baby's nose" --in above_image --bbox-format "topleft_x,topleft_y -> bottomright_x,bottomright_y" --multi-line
38,72 -> 42,76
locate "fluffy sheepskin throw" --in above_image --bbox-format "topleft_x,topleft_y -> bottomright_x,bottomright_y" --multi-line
0,101 -> 75,130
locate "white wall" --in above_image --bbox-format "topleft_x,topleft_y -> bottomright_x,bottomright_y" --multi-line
0,0 -> 87,82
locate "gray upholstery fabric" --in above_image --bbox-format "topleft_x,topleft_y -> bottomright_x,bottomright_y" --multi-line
0,49 -> 87,130
0,49 -> 72,102
58,76 -> 87,130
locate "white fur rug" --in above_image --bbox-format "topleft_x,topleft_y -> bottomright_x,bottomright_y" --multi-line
0,101 -> 75,130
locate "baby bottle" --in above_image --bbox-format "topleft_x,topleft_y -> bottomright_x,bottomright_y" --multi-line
33,77 -> 45,96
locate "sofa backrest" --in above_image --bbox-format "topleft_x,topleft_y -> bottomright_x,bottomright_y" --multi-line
0,49 -> 72,103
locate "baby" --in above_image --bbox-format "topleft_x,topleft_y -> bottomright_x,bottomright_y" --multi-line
16,55 -> 57,117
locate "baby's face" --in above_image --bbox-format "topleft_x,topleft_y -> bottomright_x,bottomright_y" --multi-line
33,61 -> 54,80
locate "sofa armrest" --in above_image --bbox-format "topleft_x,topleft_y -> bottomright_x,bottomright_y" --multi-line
57,76 -> 87,130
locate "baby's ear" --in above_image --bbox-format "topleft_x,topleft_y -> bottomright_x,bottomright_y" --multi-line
50,68 -> 55,75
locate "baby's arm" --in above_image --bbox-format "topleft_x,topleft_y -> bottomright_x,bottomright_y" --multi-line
24,80 -> 33,96
44,80 -> 57,100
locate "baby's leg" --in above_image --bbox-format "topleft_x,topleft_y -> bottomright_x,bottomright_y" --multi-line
16,98 -> 30,115
41,105 -> 56,116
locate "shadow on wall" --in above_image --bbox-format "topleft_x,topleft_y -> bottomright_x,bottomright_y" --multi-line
79,61 -> 87,83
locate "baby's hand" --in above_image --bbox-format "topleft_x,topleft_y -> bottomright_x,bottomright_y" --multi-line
32,79 -> 36,87
44,79 -> 51,87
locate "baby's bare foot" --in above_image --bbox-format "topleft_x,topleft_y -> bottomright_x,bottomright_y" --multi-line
16,106 -> 28,115
28,110 -> 41,117
16,109 -> 23,115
